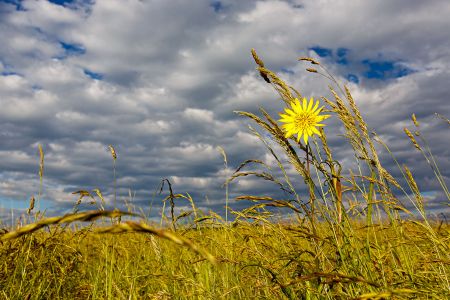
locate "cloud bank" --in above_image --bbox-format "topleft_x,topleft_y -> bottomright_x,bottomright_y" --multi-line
0,0 -> 449,222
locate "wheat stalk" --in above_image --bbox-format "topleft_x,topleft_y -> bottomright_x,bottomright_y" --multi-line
95,221 -> 217,264
1,210 -> 131,241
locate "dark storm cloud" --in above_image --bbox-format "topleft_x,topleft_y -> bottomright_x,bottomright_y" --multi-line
0,0 -> 449,219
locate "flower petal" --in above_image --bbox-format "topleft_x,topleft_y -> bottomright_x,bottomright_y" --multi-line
285,109 -> 296,116
311,100 -> 319,113
311,127 -> 321,135
285,131 -> 294,138
316,114 -> 331,122
307,97 -> 313,111
302,97 -> 308,111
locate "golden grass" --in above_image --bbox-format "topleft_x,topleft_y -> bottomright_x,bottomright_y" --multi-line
1,219 -> 448,299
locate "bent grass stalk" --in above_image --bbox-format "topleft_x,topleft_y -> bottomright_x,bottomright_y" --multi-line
37,144 -> 44,214
217,146 -> 229,223
108,145 -> 118,223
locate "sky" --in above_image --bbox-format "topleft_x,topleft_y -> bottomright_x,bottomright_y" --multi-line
0,0 -> 449,224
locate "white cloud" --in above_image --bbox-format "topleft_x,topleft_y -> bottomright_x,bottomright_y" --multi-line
183,108 -> 214,123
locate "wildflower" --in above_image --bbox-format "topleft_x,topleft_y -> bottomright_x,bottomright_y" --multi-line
279,97 -> 330,144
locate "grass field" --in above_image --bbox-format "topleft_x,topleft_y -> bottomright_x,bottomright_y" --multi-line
1,51 -> 449,299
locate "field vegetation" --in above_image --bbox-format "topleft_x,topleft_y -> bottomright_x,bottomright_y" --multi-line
0,50 -> 449,299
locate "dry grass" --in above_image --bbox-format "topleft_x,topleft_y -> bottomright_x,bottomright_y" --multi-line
0,50 -> 449,299
1,219 -> 448,299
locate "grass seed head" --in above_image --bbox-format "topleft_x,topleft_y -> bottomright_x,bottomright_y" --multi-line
108,145 -> 117,160
298,57 -> 320,65
251,48 -> 265,68
306,68 -> 318,73
27,196 -> 35,215
411,113 -> 419,127
404,128 -> 421,150
38,144 -> 44,178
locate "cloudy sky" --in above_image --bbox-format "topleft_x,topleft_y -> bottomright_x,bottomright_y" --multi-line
0,0 -> 449,223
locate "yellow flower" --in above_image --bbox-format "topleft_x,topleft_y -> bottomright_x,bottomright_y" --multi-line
279,97 -> 330,145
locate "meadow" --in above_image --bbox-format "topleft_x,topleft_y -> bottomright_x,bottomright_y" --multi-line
0,50 -> 449,299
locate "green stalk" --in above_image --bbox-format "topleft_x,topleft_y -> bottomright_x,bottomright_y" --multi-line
365,168 -> 375,260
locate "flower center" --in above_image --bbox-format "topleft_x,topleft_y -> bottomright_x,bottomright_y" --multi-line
294,113 -> 315,130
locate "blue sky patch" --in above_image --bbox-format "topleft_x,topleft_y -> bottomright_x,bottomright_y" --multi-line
84,69 -> 103,80
0,0 -> 20,5
362,59 -> 414,79
310,46 -> 332,57
336,48 -> 348,57
60,42 -> 86,56
48,0 -> 94,11
0,0 -> 25,11
336,48 -> 349,65
1,71 -> 18,76
307,45 -> 415,82
346,74 -> 359,84
310,46 -> 349,64
210,0 -> 223,13
48,0 -> 75,6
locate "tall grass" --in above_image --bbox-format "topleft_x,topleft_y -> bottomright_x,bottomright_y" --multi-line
0,50 -> 448,299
